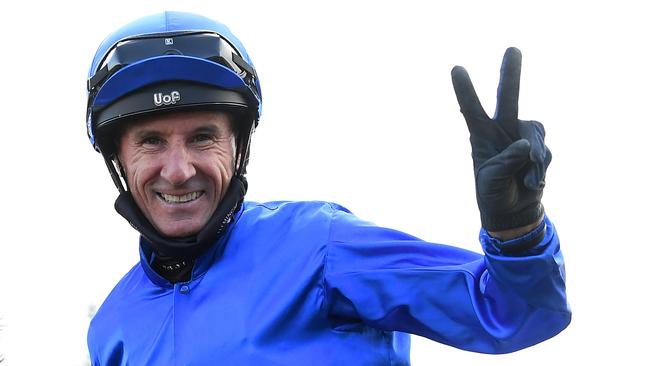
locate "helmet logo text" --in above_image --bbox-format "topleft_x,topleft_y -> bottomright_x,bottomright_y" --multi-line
154,91 -> 181,107
164,38 -> 174,45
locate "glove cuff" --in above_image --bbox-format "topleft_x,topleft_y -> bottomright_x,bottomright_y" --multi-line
481,203 -> 544,232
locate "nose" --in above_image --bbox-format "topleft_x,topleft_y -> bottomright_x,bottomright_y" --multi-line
160,142 -> 196,186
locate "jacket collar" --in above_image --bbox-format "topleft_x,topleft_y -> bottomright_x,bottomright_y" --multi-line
138,202 -> 246,287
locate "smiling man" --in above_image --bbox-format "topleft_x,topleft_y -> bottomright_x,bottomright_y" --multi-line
118,111 -> 235,238
86,11 -> 570,366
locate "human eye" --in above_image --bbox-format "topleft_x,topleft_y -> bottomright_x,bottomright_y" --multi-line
190,133 -> 216,146
140,135 -> 164,148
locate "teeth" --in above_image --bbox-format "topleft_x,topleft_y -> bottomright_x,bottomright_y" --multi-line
160,191 -> 202,204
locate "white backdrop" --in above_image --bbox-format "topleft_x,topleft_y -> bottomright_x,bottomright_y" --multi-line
0,0 -> 648,364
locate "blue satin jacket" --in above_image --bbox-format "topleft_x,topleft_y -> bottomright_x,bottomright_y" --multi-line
88,201 -> 571,365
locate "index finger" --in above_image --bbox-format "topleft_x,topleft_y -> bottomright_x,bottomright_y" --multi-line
451,65 -> 488,121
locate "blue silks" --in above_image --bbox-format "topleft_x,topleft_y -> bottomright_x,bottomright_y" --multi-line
88,201 -> 570,365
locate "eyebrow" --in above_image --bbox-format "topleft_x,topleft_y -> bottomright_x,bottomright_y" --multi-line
130,124 -> 224,141
192,125 -> 221,136
131,128 -> 160,141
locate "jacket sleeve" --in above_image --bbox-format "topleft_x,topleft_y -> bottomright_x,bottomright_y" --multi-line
322,205 -> 571,354
87,323 -> 101,366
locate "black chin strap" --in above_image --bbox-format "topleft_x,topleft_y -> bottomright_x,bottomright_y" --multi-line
114,175 -> 247,260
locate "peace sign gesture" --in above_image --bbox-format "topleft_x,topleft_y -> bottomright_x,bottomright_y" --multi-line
451,48 -> 551,234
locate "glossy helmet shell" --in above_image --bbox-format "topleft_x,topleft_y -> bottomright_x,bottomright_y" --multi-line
86,11 -> 262,156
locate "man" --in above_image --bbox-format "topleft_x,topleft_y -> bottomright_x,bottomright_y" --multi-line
86,11 -> 570,365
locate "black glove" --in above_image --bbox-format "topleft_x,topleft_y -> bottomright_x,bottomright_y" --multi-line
451,47 -> 551,232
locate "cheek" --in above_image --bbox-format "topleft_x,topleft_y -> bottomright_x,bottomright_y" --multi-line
122,156 -> 159,193
207,152 -> 235,179
197,152 -> 235,193
211,142 -> 236,174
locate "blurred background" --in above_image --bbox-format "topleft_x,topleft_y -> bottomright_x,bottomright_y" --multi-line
0,0 -> 648,364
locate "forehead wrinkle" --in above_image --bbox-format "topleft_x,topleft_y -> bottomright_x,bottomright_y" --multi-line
122,110 -> 233,142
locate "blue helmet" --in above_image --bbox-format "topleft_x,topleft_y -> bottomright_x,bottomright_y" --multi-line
87,12 -> 259,258
86,11 -> 262,160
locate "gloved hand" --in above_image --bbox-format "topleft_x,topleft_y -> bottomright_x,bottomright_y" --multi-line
451,47 -> 551,232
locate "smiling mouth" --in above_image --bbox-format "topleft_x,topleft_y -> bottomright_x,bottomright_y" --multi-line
157,191 -> 204,204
